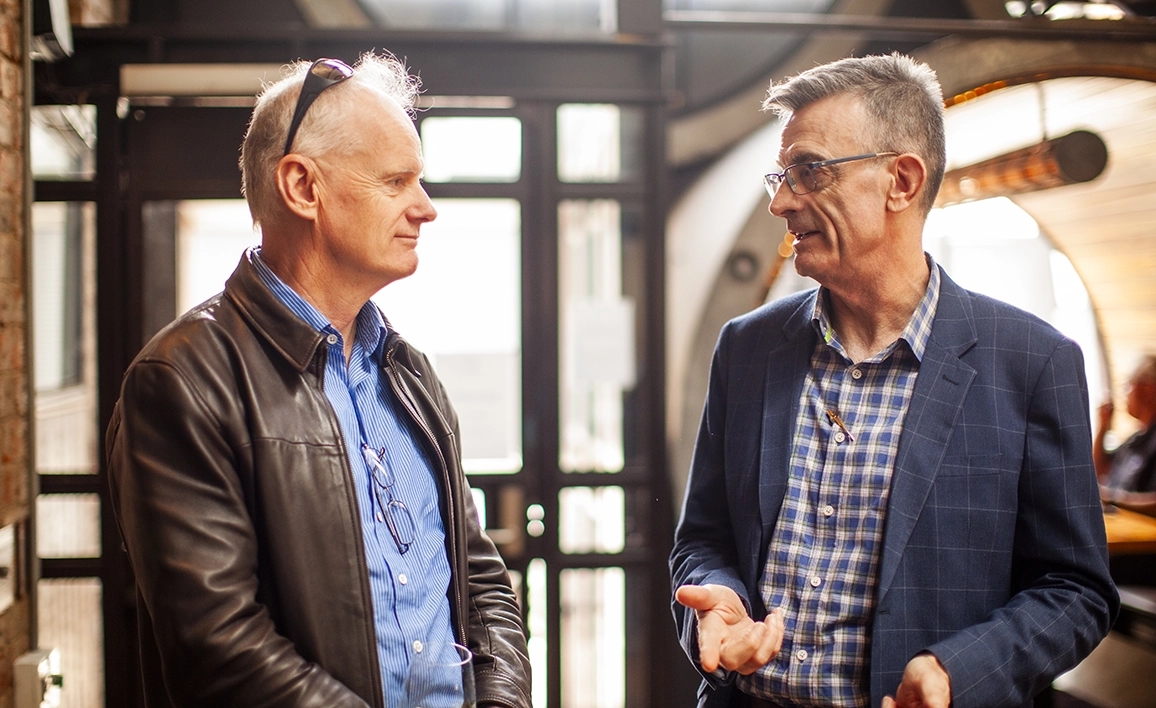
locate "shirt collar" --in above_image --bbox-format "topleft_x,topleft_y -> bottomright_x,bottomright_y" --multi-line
811,253 -> 941,363
250,246 -> 389,357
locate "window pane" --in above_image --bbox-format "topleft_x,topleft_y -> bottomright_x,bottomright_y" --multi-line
360,0 -> 615,32
32,203 -> 88,390
559,200 -> 635,473
39,578 -> 104,708
421,117 -> 521,183
561,567 -> 625,708
557,104 -> 642,183
559,486 -> 624,554
31,105 -> 96,180
175,200 -> 259,317
527,558 -> 548,708
32,202 -> 98,475
37,494 -> 100,558
374,199 -> 522,474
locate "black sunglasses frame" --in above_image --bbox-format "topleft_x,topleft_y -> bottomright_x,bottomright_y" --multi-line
282,58 -> 355,157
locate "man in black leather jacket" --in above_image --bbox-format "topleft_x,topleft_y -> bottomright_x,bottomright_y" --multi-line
107,53 -> 531,708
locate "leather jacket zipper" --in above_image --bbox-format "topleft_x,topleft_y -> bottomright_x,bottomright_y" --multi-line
384,344 -> 467,643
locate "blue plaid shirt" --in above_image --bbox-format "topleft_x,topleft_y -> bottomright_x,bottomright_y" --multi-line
738,258 -> 941,708
251,248 -> 455,706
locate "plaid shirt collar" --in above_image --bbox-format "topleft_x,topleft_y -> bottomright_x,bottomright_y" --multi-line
811,254 -> 941,363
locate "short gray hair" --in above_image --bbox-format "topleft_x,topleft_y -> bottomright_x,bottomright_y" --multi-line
763,53 -> 946,215
239,51 -> 422,227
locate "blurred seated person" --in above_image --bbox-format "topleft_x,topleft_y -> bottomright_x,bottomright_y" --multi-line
1096,355 -> 1156,516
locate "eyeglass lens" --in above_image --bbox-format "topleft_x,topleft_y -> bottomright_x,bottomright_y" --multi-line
766,164 -> 818,196
363,445 -> 417,554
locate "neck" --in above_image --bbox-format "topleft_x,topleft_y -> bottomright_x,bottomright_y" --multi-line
261,235 -> 369,358
825,252 -> 930,363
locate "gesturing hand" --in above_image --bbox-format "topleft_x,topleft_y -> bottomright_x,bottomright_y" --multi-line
675,584 -> 785,675
881,653 -> 952,708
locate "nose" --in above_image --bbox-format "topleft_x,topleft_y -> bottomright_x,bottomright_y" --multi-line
412,184 -> 437,223
768,181 -> 798,219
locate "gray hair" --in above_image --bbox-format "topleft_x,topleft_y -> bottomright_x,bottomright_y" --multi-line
239,51 -> 422,227
763,53 -> 946,215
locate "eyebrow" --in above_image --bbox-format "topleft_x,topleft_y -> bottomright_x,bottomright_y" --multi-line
779,150 -> 824,166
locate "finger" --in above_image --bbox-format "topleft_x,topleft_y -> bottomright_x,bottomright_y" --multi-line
693,602 -> 729,673
698,636 -> 721,674
743,625 -> 780,672
881,697 -> 896,708
696,617 -> 729,673
763,609 -> 785,654
723,618 -> 779,675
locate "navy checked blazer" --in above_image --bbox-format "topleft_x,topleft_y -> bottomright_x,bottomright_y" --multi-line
670,266 -> 1119,708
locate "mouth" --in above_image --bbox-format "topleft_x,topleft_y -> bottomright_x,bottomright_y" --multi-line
790,229 -> 820,243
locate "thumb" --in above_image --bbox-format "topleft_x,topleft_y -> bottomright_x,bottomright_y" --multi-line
881,696 -> 897,708
675,584 -> 715,610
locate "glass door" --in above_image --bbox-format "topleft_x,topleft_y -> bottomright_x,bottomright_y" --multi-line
111,87 -> 667,708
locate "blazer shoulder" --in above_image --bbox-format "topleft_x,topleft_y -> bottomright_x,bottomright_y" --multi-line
721,287 -> 816,346
958,286 -> 1072,352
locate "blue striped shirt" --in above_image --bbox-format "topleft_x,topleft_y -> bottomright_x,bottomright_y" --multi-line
251,248 -> 454,706
739,257 -> 941,708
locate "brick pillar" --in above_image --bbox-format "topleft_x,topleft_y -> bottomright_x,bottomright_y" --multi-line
0,0 -> 32,704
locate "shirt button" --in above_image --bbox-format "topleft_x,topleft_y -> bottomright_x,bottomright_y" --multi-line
810,576 -> 822,588
326,333 -> 339,345
834,431 -> 846,443
376,512 -> 384,522
823,505 -> 835,517
795,649 -> 808,662
398,573 -> 408,585
413,640 -> 423,653
851,368 -> 863,380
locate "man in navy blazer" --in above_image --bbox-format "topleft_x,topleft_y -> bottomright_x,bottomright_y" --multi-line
670,54 -> 1117,708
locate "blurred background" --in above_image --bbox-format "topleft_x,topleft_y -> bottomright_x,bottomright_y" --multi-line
4,0 -> 1156,706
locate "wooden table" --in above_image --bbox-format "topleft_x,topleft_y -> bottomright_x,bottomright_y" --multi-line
1103,506 -> 1156,556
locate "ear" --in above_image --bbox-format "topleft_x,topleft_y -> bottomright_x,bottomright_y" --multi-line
275,154 -> 321,221
885,153 -> 928,213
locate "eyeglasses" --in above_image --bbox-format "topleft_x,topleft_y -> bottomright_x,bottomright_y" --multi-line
764,152 -> 899,197
282,58 -> 355,156
362,444 -> 417,555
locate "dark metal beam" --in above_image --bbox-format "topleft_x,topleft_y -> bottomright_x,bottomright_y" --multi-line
664,10 -> 1156,42
37,26 -> 669,104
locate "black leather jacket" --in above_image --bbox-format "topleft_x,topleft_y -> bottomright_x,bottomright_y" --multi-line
107,253 -> 531,708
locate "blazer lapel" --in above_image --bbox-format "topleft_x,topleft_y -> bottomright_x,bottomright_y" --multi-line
877,271 -> 978,602
759,294 -> 818,553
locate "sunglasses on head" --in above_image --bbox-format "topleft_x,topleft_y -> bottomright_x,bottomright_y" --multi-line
282,58 -> 355,156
